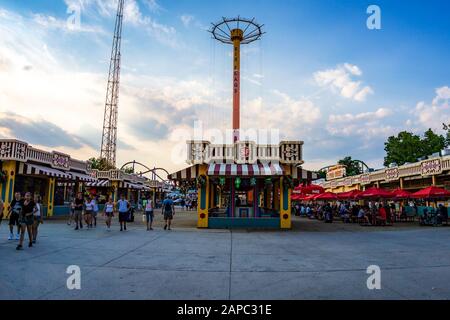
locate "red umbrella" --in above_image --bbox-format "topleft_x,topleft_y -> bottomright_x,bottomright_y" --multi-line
411,186 -> 450,199
314,192 -> 339,201
295,184 -> 325,195
358,187 -> 393,199
299,194 -> 316,201
391,188 -> 412,199
337,190 -> 362,200
291,194 -> 302,201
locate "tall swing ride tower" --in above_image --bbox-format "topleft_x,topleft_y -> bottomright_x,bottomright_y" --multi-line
210,17 -> 264,143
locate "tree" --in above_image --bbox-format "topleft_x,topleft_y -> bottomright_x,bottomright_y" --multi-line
384,129 -> 445,167
384,131 -> 423,167
122,166 -> 134,174
443,123 -> 450,147
88,157 -> 115,171
338,156 -> 362,176
422,128 -> 445,156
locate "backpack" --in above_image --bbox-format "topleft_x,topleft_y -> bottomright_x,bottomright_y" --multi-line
164,201 -> 172,213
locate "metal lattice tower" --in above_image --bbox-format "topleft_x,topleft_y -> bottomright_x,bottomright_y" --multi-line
100,0 -> 124,167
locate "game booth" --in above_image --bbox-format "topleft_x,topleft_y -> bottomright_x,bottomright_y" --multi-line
169,141 -> 319,229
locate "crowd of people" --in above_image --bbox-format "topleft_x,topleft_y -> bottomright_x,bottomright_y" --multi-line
0,192 -> 44,250
0,191 -> 178,251
293,200 -> 449,226
67,193 -> 177,232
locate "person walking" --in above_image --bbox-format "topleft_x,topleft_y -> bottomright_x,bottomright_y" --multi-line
162,197 -> 175,230
92,196 -> 99,228
16,192 -> 35,250
8,192 -> 22,240
103,198 -> 115,230
84,195 -> 94,229
32,194 -> 43,244
144,197 -> 154,231
73,192 -> 84,230
117,194 -> 130,232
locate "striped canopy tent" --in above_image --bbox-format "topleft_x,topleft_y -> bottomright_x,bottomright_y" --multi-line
18,162 -> 71,179
69,171 -> 97,182
207,163 -> 283,176
168,165 -> 199,181
86,180 -> 111,187
120,181 -> 145,190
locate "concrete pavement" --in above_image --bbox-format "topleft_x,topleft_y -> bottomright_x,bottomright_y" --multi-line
0,213 -> 449,300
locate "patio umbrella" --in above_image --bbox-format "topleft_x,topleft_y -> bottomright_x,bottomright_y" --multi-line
411,186 -> 450,199
291,193 -> 302,201
337,190 -> 362,200
296,184 -> 325,195
314,192 -> 339,201
358,187 -> 393,199
391,188 -> 412,199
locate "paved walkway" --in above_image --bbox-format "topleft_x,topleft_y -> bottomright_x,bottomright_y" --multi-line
0,213 -> 449,300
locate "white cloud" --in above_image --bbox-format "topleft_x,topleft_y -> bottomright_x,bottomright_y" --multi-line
313,63 -> 374,102
327,108 -> 395,142
412,86 -> 450,130
329,108 -> 392,123
180,14 -> 194,27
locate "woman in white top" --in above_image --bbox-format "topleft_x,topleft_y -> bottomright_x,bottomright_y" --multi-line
103,198 -> 115,230
84,196 -> 95,229
32,194 -> 43,243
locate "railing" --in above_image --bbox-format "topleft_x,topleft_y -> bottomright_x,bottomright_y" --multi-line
323,155 -> 450,189
186,140 -> 303,165
26,147 -> 53,165
0,139 -> 90,172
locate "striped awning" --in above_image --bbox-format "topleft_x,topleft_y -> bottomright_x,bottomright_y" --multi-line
169,165 -> 198,181
207,163 -> 283,176
120,182 -> 144,190
86,180 -> 111,187
18,162 -> 71,179
70,171 -> 97,182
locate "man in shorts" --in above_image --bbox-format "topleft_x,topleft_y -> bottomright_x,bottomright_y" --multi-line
8,192 -> 22,240
162,197 -> 175,231
117,194 -> 130,232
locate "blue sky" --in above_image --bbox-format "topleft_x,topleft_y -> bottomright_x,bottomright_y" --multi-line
0,0 -> 449,172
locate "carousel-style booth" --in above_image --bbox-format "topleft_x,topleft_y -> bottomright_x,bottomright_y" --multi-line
170,140 -> 308,229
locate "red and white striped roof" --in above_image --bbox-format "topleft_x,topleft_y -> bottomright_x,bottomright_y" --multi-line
207,163 -> 283,176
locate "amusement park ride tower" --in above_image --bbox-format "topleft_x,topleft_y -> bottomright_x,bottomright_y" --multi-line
210,18 -> 264,142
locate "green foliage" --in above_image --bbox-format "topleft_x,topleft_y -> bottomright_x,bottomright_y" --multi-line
384,129 -> 445,167
88,157 -> 116,171
122,166 -> 134,174
316,171 -> 326,180
338,156 -> 362,176
422,129 -> 445,156
443,123 -> 450,147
